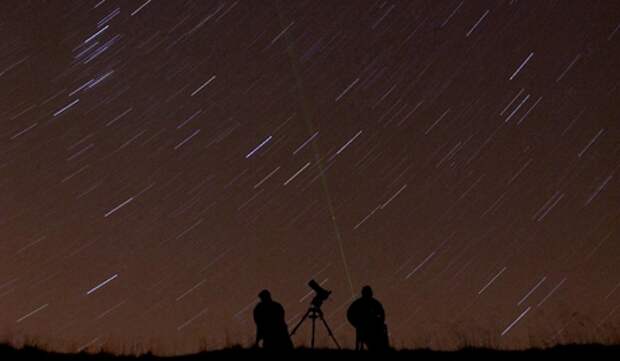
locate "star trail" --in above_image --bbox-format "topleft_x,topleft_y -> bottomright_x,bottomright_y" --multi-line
1,0 -> 619,355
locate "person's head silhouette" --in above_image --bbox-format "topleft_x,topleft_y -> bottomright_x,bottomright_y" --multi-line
258,289 -> 272,302
361,285 -> 373,298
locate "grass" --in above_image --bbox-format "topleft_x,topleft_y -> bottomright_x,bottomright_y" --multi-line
1,343 -> 619,360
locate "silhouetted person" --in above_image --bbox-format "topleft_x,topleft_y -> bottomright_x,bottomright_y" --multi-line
253,289 -> 294,350
347,286 -> 389,350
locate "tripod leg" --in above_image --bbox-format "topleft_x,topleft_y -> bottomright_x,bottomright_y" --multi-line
311,314 -> 316,348
289,308 -> 311,336
318,313 -> 341,349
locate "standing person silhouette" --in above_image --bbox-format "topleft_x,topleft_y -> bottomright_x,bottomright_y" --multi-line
347,285 -> 389,350
253,289 -> 294,350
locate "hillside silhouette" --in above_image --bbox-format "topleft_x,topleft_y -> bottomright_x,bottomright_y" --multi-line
1,343 -> 619,360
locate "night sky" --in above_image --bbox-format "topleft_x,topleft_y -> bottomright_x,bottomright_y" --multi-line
1,0 -> 620,355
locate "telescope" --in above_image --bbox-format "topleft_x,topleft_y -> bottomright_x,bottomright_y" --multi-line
308,279 -> 331,309
290,279 -> 340,349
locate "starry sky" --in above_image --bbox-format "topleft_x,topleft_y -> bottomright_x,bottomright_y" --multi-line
1,0 -> 619,355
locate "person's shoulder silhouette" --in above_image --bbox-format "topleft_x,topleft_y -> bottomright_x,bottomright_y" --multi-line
254,290 -> 284,323
347,286 -> 384,324
253,289 -> 293,350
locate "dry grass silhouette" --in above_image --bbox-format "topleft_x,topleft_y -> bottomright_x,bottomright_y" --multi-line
1,340 -> 619,360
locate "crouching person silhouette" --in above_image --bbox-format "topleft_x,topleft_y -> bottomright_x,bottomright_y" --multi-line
253,289 -> 294,350
347,286 -> 389,351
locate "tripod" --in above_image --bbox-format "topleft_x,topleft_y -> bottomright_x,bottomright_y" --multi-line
289,305 -> 341,349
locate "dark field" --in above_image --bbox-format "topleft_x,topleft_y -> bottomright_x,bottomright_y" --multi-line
2,343 -> 619,360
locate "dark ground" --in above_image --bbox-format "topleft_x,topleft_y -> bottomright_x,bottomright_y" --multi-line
2,343 -> 620,360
